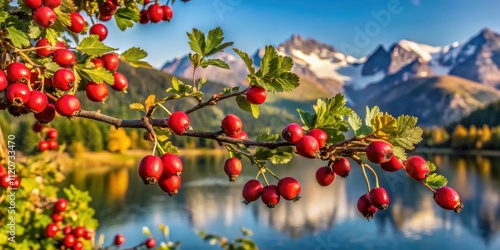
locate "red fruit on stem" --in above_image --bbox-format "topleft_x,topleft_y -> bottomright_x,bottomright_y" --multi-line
7,83 -> 30,106
140,9 -> 149,24
277,177 -> 301,201
89,24 -> 108,41
380,154 -> 404,172
55,94 -> 81,116
101,53 -> 119,71
92,58 -> 104,68
167,112 -> 190,135
23,0 -> 42,9
83,231 -> 92,240
306,129 -> 328,148
73,240 -> 84,250
42,0 -> 61,8
162,5 -> 173,21
147,4 -> 164,23
45,223 -> 59,238
51,213 -> 63,222
52,68 -> 75,91
434,186 -> 464,213
99,0 -> 118,16
405,155 -> 430,181
67,12 -> 85,33
229,130 -> 248,140
332,157 -> 351,178
224,157 -> 242,182
158,174 -> 181,196
35,103 -> 56,123
161,153 -> 183,176
63,226 -> 72,235
32,121 -> 45,132
48,139 -> 58,150
111,72 -> 128,91
242,179 -> 263,204
0,71 -> 7,91
86,82 -> 109,102
62,234 -> 76,248
365,141 -> 393,164
138,155 -> 164,185
114,234 -> 125,246
261,185 -> 280,208
33,6 -> 56,28
295,135 -> 319,159
143,0 -> 151,4
38,140 -> 49,151
357,194 -> 378,221
53,198 -> 68,213
368,187 -> 390,210
6,62 -> 31,83
315,166 -> 335,186
221,114 -> 243,136
73,226 -> 85,238
98,13 -> 112,21
47,128 -> 58,140
145,238 -> 156,249
246,86 -> 267,105
282,123 -> 304,143
26,90 -> 48,113
52,49 -> 76,68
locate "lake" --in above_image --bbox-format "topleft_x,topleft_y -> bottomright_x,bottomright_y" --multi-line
61,152 -> 500,250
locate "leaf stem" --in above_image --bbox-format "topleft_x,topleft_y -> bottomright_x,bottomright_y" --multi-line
362,163 -> 379,188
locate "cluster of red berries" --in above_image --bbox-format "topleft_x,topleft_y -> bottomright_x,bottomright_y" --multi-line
111,233 -> 156,249
241,177 -> 301,208
282,123 -> 327,158
138,153 -> 183,195
140,0 -> 174,24
0,165 -> 20,190
221,114 -> 248,141
24,0 -> 60,28
44,198 -> 94,250
33,123 -> 59,151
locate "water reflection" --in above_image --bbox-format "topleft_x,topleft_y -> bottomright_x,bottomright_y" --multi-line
61,154 -> 500,249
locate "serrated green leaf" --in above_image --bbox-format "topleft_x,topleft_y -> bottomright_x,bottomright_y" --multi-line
0,11 -> 9,24
187,28 -> 205,55
114,7 -> 139,31
75,66 -> 114,84
392,146 -> 407,160
425,173 -> 448,189
6,26 -> 30,48
234,48 -> 255,74
236,95 -> 259,118
28,25 -> 42,39
427,161 -> 437,172
365,106 -> 380,127
44,62 -> 61,73
205,27 -> 224,55
371,112 -> 396,140
314,94 -> 352,128
389,115 -> 423,150
129,103 -> 145,112
259,46 -> 276,76
120,47 -> 152,68
269,146 -> 295,164
349,111 -> 372,137
297,109 -> 314,129
77,35 -> 116,56
200,58 -> 229,69
44,28 -> 62,45
255,133 -> 279,142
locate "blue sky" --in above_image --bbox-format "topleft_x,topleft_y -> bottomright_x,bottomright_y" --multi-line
104,0 -> 500,68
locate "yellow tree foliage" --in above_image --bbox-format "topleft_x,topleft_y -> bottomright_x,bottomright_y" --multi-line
478,124 -> 492,149
431,127 -> 449,145
451,124 -> 468,149
107,127 -> 132,153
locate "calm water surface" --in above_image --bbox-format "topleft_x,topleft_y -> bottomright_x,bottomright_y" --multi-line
61,153 -> 500,250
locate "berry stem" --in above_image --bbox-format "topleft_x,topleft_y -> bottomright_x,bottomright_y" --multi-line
264,167 -> 280,181
352,155 -> 371,192
185,88 -> 248,114
261,170 -> 270,186
420,180 -> 437,194
362,163 -> 379,188
157,103 -> 172,115
360,164 -> 371,193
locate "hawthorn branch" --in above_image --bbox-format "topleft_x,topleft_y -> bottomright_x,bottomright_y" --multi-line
185,88 -> 248,114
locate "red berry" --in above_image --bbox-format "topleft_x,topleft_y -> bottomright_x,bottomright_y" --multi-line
99,0 -> 118,16
33,6 -> 56,28
26,90 -> 48,113
35,103 -> 56,123
110,72 -> 128,91
6,62 -> 31,83
368,187 -> 390,210
229,130 -> 248,140
48,139 -> 58,150
380,154 -> 403,172
73,240 -> 84,250
306,129 -> 327,148
45,223 -> 59,238
62,234 -> 76,248
32,121 -> 45,132
86,82 -> 109,102
51,213 -> 63,222
101,53 -> 119,71
92,58 -> 104,68
36,39 -> 65,57
282,123 -> 304,143
89,24 -> 108,41
162,5 -> 173,21
98,14 -> 112,22
315,166 -> 335,186
434,187 -> 463,213
221,114 -> 242,136
158,174 -> 181,196
167,112 -> 190,135
365,141 -> 393,164
145,238 -> 156,249
405,155 -> 430,181
143,0 -> 151,4
0,70 -> 7,91
161,153 -> 183,176
114,234 -> 125,246
331,157 -> 350,178
83,231 -> 92,240
47,128 -> 58,139
63,226 -> 72,235
147,4 -> 164,23
38,140 -> 49,151
42,0 -> 61,8
55,94 -> 81,116
67,12 -> 85,33
223,157 -> 242,182
52,69 -> 75,91
52,49 -> 76,68
53,198 -> 68,213
0,174 -> 18,188
7,83 -> 31,106
246,86 -> 267,104
23,0 -> 42,9
242,179 -> 263,204
357,194 -> 377,221
73,226 -> 85,238
295,135 -> 319,159
138,155 -> 164,185
261,185 -> 280,208
277,177 -> 301,201
139,9 -> 149,24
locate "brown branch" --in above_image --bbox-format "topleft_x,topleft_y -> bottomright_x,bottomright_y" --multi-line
185,88 -> 248,114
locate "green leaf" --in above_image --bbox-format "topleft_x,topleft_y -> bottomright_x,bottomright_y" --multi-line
233,48 -> 255,74
205,27 -> 224,55
269,146 -> 295,164
313,94 -> 352,128
120,47 -> 152,68
236,95 -> 259,118
114,7 -> 139,31
6,26 -> 30,48
130,103 -> 145,112
142,226 -> 152,237
365,106 -> 380,127
348,111 -> 372,137
259,46 -> 276,76
76,35 -> 116,56
427,161 -> 437,172
28,25 -> 42,39
187,28 -> 205,55
425,173 -> 448,189
44,28 -> 62,45
200,59 -> 229,69
371,112 -> 396,140
389,115 -> 423,150
198,77 -> 207,90
0,11 -> 9,24
75,65 -> 114,84
172,77 -> 180,91
392,146 -> 407,160
297,109 -> 314,129
255,133 -> 279,142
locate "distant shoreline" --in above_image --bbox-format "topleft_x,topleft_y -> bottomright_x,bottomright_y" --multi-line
415,147 -> 500,157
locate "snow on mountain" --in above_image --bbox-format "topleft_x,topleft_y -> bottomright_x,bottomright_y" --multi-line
396,39 -> 442,62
